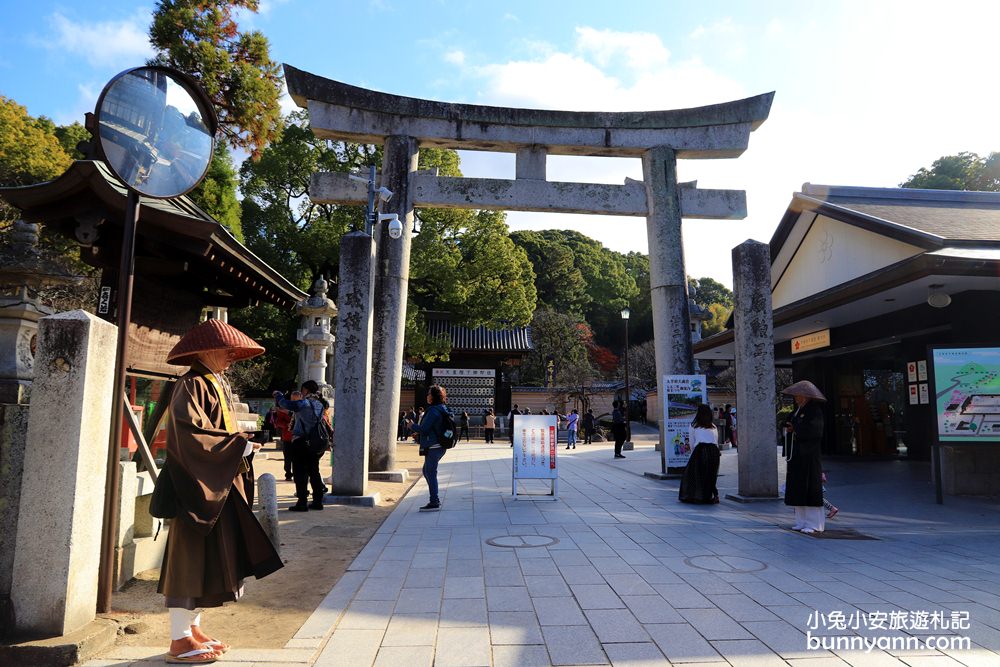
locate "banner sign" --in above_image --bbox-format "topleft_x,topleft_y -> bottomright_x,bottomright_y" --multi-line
664,375 -> 708,467
929,347 -> 1000,443
791,329 -> 830,354
513,415 -> 558,480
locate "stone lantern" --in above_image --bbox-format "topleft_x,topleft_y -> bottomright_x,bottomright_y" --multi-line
0,221 -> 79,404
296,276 -> 338,397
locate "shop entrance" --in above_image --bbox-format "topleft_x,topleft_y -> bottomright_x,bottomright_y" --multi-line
831,354 -> 907,457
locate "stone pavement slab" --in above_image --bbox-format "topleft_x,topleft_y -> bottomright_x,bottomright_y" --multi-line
90,441 -> 997,667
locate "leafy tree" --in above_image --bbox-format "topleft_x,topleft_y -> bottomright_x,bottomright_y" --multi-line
901,151 -> 1000,191
702,303 -> 730,337
510,229 -> 638,348
621,251 -> 653,345
408,149 -> 536,359
54,122 -> 90,160
518,308 -> 595,387
508,230 -> 588,315
239,111 -> 371,289
190,144 -> 243,240
149,0 -> 283,158
689,276 -> 733,309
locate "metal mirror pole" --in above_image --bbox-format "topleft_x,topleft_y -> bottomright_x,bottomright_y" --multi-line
97,190 -> 141,613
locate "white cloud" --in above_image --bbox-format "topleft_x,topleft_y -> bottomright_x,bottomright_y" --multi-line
574,26 -> 669,71
41,10 -> 154,68
689,17 -> 739,40
444,50 -> 466,66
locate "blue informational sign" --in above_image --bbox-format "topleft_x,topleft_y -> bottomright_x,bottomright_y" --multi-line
930,347 -> 1000,443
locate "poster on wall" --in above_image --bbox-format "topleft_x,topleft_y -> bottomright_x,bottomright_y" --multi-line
917,360 -> 928,382
663,375 -> 708,467
909,384 -> 919,405
512,414 -> 558,499
919,383 -> 929,404
907,361 -> 918,383
929,347 -> 1000,443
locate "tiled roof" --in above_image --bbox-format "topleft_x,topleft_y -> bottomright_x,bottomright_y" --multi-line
425,313 -> 533,353
799,183 -> 1000,243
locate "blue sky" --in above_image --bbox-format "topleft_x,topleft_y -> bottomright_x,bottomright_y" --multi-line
3,0 -> 1000,286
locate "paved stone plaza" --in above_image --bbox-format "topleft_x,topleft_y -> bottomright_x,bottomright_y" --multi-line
88,429 -> 1000,666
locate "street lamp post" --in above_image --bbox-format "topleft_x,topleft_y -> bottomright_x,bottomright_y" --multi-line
621,307 -> 631,445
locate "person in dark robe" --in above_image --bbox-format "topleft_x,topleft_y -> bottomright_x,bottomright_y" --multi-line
158,319 -> 283,664
782,380 -> 827,533
679,404 -> 721,503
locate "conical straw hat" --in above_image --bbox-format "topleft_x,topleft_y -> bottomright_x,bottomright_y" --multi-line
167,318 -> 264,366
781,380 -> 826,402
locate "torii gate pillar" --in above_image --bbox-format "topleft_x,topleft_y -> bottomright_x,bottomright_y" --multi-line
368,135 -> 418,481
643,147 -> 696,450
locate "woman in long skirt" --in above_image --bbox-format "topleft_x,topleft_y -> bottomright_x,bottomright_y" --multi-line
679,404 -> 721,503
782,380 -> 827,533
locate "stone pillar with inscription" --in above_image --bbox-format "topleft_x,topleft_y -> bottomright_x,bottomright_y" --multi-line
728,240 -> 779,500
330,232 -> 375,499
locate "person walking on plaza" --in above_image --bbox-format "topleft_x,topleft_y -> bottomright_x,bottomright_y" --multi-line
678,404 -> 721,503
398,410 -> 410,441
484,409 -> 496,443
459,411 -> 471,441
565,408 -> 579,450
611,400 -> 627,459
410,384 -> 452,511
272,396 -> 296,481
158,319 -> 282,664
508,404 -> 520,446
583,408 -> 596,444
782,380 -> 827,533
274,380 -> 329,512
722,403 -> 733,445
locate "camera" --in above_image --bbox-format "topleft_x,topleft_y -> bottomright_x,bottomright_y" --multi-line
379,213 -> 403,239
376,186 -> 393,203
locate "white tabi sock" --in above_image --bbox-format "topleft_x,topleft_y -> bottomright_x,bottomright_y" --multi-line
168,608 -> 198,641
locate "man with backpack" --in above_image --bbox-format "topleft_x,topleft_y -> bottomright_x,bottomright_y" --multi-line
274,380 -> 330,512
409,384 -> 455,511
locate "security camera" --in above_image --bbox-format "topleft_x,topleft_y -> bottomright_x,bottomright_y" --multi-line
377,186 -> 393,203
378,213 -> 403,239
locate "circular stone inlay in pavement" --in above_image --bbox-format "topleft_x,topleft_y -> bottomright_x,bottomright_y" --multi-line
485,535 -> 560,548
683,555 -> 767,573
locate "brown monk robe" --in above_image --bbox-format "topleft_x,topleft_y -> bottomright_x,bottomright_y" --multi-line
156,319 -> 282,662
157,364 -> 283,608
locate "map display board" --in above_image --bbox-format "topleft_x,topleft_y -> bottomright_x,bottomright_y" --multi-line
929,347 -> 1000,443
663,375 -> 708,467
512,415 -> 559,499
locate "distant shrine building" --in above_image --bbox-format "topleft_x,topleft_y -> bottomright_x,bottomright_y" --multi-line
695,184 -> 1000,495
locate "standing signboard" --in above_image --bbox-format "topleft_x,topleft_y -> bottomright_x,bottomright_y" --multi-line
928,346 -> 1000,504
929,347 -> 1000,443
512,414 -> 558,500
663,375 -> 708,468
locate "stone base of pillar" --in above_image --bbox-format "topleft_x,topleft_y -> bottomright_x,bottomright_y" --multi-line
0,617 -> 118,664
643,471 -> 682,480
324,492 -> 381,508
368,470 -> 409,483
622,441 -> 634,451
724,493 -> 782,503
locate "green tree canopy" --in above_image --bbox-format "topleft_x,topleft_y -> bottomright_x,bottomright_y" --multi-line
688,276 -> 733,309
901,151 -> 1000,191
518,308 -> 595,387
149,0 -> 283,158
510,229 -> 638,347
408,149 -> 537,360
190,144 -> 243,240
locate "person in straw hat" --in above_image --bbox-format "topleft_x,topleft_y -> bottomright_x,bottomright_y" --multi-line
781,380 -> 827,534
158,319 -> 283,664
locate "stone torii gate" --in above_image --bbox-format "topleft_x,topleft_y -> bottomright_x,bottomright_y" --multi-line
285,65 -> 772,496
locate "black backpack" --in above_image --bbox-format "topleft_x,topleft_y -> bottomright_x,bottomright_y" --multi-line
438,407 -> 458,449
